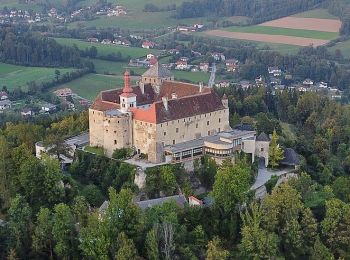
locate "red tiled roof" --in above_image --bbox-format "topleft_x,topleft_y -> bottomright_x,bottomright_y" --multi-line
91,81 -> 223,120
132,91 -> 225,124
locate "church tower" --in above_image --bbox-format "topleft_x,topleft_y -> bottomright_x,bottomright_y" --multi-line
120,71 -> 137,113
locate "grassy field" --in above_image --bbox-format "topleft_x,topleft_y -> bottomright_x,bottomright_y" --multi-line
0,63 -> 75,91
54,38 -> 158,59
329,39 -> 350,59
225,26 -> 338,40
292,8 -> 338,19
173,71 -> 210,83
54,73 -> 126,100
92,59 -> 128,75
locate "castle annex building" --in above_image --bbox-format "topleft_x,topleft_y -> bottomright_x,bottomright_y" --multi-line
89,63 -> 270,164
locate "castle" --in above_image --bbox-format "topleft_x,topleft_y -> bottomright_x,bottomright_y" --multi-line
89,63 -> 270,165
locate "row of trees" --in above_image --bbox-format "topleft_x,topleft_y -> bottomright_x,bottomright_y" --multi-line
0,26 -> 92,68
175,0 -> 325,23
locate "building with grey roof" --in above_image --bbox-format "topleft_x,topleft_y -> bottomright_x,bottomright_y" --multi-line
141,62 -> 174,86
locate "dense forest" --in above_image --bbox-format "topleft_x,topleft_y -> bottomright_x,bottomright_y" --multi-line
175,0 -> 325,23
0,27 -> 92,68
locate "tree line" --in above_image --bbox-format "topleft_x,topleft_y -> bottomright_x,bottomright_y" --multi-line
0,26 -> 93,68
175,0 -> 325,23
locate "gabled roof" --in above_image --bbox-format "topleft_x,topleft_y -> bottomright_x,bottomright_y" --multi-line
136,194 -> 187,209
256,132 -> 270,142
280,148 -> 300,166
142,62 -> 173,78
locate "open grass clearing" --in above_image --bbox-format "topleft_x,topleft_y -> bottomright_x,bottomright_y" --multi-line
225,26 -> 338,40
0,63 -> 75,91
292,8 -> 339,20
54,38 -> 158,59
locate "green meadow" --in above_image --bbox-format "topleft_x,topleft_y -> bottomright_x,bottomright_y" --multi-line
0,63 -> 75,91
54,38 -> 158,59
292,8 -> 339,19
224,26 -> 338,40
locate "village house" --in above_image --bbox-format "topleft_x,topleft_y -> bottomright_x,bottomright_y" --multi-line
199,62 -> 209,72
175,60 -> 188,70
147,53 -> 155,60
87,38 -> 99,43
54,88 -> 73,97
268,66 -> 282,77
142,41 -> 155,49
41,103 -> 57,113
303,78 -> 314,87
21,108 -> 34,117
0,91 -> 8,100
225,59 -> 239,72
0,99 -> 11,110
211,52 -> 225,61
101,39 -> 112,45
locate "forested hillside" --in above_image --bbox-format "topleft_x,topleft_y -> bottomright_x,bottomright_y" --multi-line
175,0 -> 325,23
0,27 -> 91,68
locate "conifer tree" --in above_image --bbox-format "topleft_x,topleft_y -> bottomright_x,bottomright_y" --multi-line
268,130 -> 284,168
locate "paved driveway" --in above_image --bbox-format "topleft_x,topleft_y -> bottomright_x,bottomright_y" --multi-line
251,165 -> 293,190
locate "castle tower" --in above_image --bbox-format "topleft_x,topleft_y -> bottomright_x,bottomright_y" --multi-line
222,94 -> 228,109
141,62 -> 174,86
120,71 -> 137,113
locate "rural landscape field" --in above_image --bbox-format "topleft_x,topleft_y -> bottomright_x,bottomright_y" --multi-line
204,8 -> 342,48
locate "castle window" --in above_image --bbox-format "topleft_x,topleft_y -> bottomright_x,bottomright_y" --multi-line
261,148 -> 264,152
218,128 -> 221,132
207,121 -> 210,126
114,140 -> 117,145
118,121 -> 119,123
161,124 -> 163,127
108,120 -> 111,123
196,123 -> 198,128
93,111 -> 95,114
106,130 -> 108,133
208,131 -> 210,135
183,119 -> 185,122
114,131 -> 117,134
176,128 -> 179,133
219,118 -> 221,123
173,140 -> 176,144
164,132 -> 166,136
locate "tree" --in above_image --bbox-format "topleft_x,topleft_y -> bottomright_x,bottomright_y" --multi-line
32,208 -> 54,258
268,130 -> 284,168
72,196 -> 90,227
310,237 -> 334,260
79,213 -> 110,260
239,203 -> 280,259
321,198 -> 350,257
161,165 -> 177,195
52,203 -> 76,259
19,155 -> 64,208
81,184 -> 104,207
212,160 -> 252,214
159,222 -> 175,260
145,228 -> 159,260
7,195 -> 32,257
206,237 -> 229,260
44,134 -> 73,160
115,232 -> 138,260
54,69 -> 61,81
332,176 -> 350,203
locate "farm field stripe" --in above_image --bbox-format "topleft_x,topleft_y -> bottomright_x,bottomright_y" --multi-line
260,17 -> 341,33
205,30 -> 329,47
225,26 -> 338,40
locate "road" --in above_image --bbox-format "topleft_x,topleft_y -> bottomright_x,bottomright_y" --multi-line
208,63 -> 216,87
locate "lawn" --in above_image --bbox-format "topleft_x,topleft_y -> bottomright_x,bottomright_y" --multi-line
255,42 -> 301,55
0,63 -> 75,91
292,8 -> 338,20
84,146 -> 105,156
54,38 -> 158,59
54,73 -> 127,100
92,59 -> 128,75
67,12 -> 207,30
329,39 -> 350,59
173,71 -> 210,83
225,26 -> 338,40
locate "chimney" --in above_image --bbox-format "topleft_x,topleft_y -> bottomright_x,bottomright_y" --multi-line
162,97 -> 168,111
171,93 -> 178,99
139,81 -> 145,95
199,82 -> 203,93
